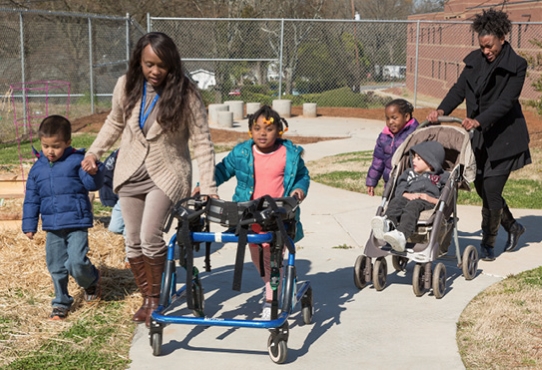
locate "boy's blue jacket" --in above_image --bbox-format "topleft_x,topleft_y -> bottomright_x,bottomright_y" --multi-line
214,138 -> 310,242
22,147 -> 105,233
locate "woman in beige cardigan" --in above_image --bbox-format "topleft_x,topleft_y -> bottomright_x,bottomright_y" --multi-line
81,32 -> 217,327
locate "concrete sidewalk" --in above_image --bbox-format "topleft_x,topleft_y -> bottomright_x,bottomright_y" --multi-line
128,117 -> 542,369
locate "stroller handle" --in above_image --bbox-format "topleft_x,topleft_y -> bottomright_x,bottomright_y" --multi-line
419,116 -> 462,129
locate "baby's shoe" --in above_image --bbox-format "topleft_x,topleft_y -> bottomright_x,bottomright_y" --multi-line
371,216 -> 391,240
383,229 -> 406,252
261,302 -> 272,320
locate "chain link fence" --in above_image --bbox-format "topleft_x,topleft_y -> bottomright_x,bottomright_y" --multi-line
0,8 -> 145,143
151,16 -> 542,114
2,12 -> 542,143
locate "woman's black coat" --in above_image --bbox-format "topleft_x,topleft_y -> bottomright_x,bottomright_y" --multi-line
438,41 -> 530,162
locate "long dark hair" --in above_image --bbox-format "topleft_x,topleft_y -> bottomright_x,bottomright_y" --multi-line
124,32 -> 196,133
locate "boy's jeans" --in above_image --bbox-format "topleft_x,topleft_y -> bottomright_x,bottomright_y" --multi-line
45,228 -> 98,309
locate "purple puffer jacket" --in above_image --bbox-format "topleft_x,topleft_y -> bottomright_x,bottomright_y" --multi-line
366,118 -> 419,188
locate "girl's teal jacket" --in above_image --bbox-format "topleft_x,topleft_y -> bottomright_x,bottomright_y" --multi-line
214,138 -> 310,242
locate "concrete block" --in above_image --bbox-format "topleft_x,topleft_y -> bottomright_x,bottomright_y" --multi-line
224,100 -> 244,120
208,104 -> 229,125
303,103 -> 317,118
272,99 -> 291,118
246,102 -> 261,116
217,111 -> 234,128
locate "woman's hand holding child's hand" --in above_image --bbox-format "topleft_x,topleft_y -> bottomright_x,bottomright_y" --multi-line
81,155 -> 99,175
290,189 -> 305,201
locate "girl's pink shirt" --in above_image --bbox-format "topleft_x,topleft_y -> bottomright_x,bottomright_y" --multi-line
252,144 -> 287,200
382,118 -> 416,137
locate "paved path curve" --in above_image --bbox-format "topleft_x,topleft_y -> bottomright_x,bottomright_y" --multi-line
128,117 -> 542,370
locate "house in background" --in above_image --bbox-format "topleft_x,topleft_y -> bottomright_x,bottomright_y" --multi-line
407,0 -> 542,101
190,69 -> 216,90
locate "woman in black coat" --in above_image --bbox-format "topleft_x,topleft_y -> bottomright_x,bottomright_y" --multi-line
427,9 -> 531,261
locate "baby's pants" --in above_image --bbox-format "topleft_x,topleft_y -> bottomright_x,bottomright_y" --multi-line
385,196 -> 434,238
249,243 -> 284,302
120,188 -> 172,259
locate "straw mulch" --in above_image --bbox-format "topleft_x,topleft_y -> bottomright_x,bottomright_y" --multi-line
0,221 -> 142,366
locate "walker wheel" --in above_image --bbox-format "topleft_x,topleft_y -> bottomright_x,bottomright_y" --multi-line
372,257 -> 387,291
462,245 -> 478,280
353,255 -> 369,289
412,263 -> 426,297
432,262 -> 446,299
267,335 -> 288,364
392,255 -> 409,272
301,286 -> 313,325
151,332 -> 162,356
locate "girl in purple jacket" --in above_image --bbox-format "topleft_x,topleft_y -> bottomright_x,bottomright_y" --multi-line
366,99 -> 419,196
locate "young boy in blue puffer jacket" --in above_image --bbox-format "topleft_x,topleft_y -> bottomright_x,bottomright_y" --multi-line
22,115 -> 104,320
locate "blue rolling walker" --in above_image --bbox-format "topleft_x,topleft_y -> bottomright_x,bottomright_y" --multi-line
149,195 -> 313,364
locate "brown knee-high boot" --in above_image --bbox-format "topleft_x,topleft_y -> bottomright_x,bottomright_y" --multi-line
143,254 -> 166,328
128,256 -> 149,323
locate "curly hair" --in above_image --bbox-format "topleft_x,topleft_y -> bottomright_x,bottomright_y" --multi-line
248,105 -> 289,134
385,98 -> 414,120
471,8 -> 511,38
124,32 -> 198,134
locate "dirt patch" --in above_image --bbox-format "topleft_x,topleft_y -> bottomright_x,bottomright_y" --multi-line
72,106 -> 542,147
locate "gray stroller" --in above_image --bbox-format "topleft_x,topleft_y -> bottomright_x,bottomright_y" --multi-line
353,118 -> 478,298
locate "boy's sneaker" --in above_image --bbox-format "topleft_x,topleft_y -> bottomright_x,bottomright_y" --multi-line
371,216 -> 391,240
261,302 -> 272,320
383,229 -> 407,252
49,306 -> 69,321
84,270 -> 101,302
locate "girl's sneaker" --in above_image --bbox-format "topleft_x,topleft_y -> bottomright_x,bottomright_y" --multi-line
49,306 -> 69,320
371,216 -> 391,240
261,302 -> 272,320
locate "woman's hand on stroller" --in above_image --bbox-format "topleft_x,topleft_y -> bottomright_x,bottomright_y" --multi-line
426,109 -> 444,123
461,118 -> 480,131
290,188 -> 305,202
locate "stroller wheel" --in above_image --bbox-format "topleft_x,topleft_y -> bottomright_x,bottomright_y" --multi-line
392,255 -> 409,272
353,255 -> 369,289
412,263 -> 426,297
462,245 -> 478,280
432,263 -> 447,299
372,257 -> 387,291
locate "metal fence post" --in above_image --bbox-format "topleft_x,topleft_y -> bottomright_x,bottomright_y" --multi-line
126,13 -> 131,64
278,18 -> 284,97
19,11 -> 27,128
413,20 -> 420,108
147,13 -> 151,33
88,17 -> 94,114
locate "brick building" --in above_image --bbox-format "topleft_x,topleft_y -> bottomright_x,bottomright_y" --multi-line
407,0 -> 542,101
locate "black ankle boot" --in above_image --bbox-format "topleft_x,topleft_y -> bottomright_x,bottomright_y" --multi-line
501,204 -> 526,252
480,208 -> 502,262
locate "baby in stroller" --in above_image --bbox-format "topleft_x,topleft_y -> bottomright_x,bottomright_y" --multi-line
371,141 -> 449,252
371,141 -> 450,252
